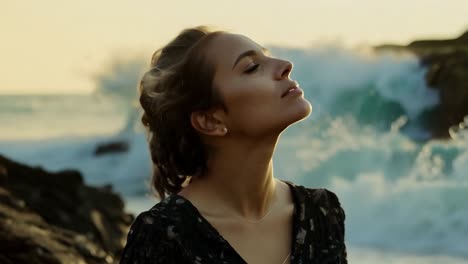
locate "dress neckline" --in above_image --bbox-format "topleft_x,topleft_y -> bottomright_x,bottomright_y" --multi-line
172,179 -> 300,264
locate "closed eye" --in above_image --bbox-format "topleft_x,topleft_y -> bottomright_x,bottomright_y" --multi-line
244,64 -> 259,74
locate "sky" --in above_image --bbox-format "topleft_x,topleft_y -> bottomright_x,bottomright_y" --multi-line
1,0 -> 467,95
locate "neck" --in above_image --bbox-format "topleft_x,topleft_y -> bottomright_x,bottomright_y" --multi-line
190,134 -> 280,219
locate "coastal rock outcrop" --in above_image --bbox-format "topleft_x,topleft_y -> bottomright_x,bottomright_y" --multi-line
375,30 -> 468,139
0,154 -> 133,264
94,140 -> 130,156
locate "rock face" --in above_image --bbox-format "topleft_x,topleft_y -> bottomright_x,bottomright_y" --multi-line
421,49 -> 468,138
375,30 -> 468,139
0,154 -> 133,264
94,140 -> 130,156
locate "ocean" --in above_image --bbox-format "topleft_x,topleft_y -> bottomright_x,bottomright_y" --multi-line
1,46 -> 467,263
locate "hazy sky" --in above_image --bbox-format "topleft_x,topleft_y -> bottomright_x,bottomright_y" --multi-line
1,0 -> 467,94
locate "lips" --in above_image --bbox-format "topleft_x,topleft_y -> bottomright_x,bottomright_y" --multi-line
281,83 -> 300,98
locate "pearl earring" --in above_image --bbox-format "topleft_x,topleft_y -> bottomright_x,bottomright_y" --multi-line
222,127 -> 228,134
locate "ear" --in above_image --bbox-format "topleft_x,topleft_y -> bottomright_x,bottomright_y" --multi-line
190,110 -> 226,136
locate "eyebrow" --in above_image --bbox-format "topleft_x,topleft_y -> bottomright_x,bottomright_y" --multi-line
232,47 -> 270,70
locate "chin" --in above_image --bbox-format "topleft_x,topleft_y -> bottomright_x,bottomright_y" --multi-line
292,99 -> 312,122
251,100 -> 313,136
278,100 -> 313,131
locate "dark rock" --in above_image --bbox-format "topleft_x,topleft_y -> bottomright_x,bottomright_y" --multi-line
0,164 -> 7,184
375,30 -> 468,139
94,140 -> 130,156
0,154 -> 134,264
420,50 -> 468,138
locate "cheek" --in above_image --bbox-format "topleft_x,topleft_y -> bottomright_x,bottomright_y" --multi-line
226,83 -> 277,117
224,84 -> 280,131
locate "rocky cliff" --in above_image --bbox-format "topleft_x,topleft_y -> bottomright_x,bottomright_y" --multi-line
0,154 -> 133,264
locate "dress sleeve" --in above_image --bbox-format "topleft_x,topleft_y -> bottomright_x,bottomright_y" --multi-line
324,189 -> 348,264
120,211 -> 183,264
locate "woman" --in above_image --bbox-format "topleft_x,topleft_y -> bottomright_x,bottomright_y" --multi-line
120,26 -> 347,264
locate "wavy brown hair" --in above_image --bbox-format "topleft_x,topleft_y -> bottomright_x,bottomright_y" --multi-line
139,26 -> 227,200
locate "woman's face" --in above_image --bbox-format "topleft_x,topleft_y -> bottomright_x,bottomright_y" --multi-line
206,33 -> 312,137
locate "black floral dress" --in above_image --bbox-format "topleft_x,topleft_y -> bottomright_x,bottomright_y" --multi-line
120,180 -> 347,264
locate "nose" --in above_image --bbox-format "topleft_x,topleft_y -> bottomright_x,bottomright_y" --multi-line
275,59 -> 293,80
